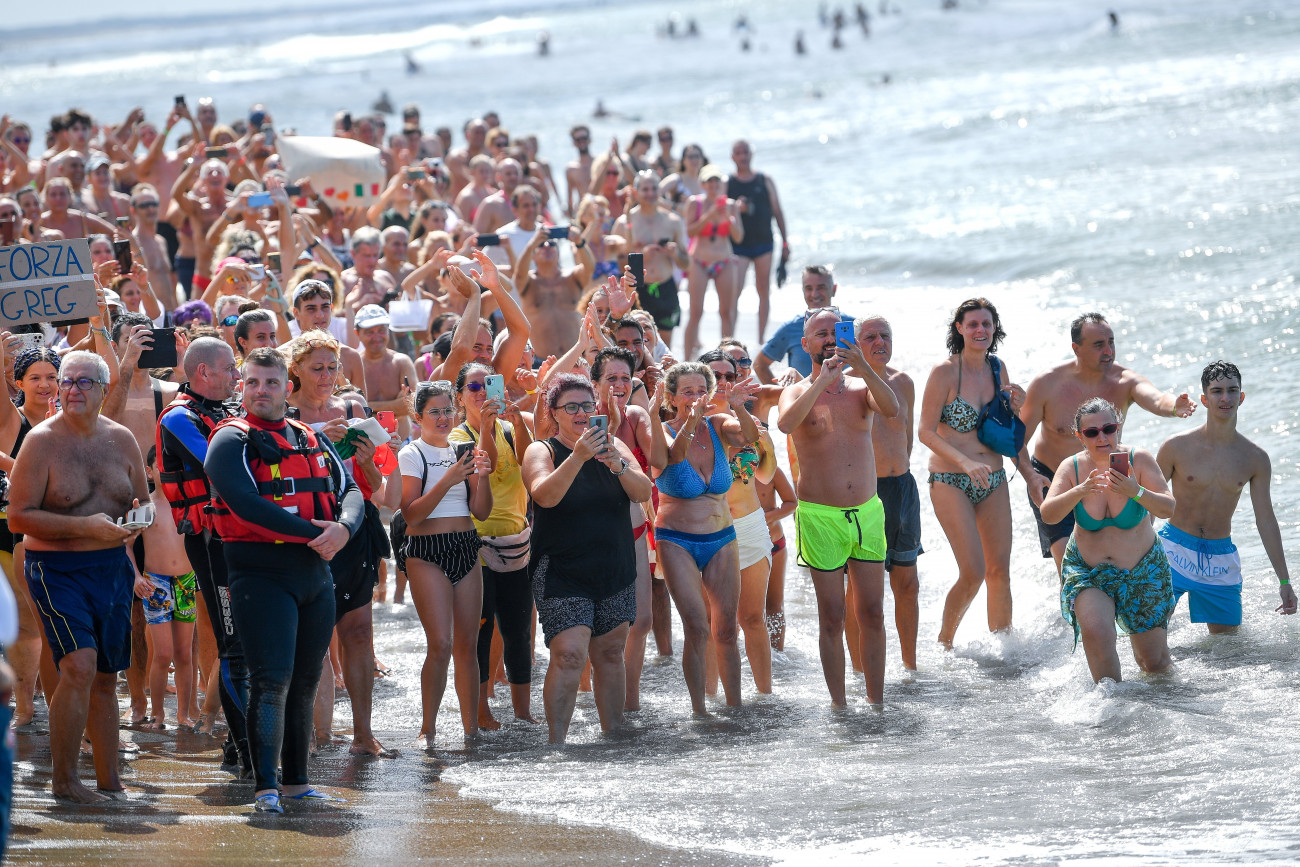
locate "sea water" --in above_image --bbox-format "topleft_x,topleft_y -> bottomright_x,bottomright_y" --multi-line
4,0 -> 1298,861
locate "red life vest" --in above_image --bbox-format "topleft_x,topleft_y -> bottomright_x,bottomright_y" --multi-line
208,415 -> 339,544
155,391 -> 227,534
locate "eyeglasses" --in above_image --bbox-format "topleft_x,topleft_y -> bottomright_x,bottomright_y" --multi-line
558,401 -> 596,415
59,377 -> 105,392
220,314 -> 239,327
422,407 -> 456,418
1080,423 -> 1119,439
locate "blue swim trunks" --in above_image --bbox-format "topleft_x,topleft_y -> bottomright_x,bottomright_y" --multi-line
25,547 -> 134,673
1158,523 -> 1243,626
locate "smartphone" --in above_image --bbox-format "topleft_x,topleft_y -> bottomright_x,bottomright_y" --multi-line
375,410 -> 396,434
454,442 -> 476,464
0,216 -> 16,246
484,374 -> 505,405
247,191 -> 274,208
834,320 -> 856,350
118,502 -> 156,531
715,196 -> 727,211
405,167 -> 424,181
267,252 -> 281,273
12,332 -> 44,353
248,264 -> 266,280
115,215 -> 131,228
658,237 -> 671,247
174,95 -> 186,107
588,414 -> 609,451
546,226 -> 570,240
136,328 -> 177,369
261,123 -> 275,145
285,184 -> 303,197
1109,451 -> 1131,477
205,146 -> 228,160
627,252 -> 645,292
113,239 -> 133,273
341,112 -> 353,132
477,233 -> 501,246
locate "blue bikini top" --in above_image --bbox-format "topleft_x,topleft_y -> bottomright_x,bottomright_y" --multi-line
656,417 -> 732,499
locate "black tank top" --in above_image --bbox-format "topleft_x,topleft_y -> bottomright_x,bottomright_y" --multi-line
726,173 -> 773,247
530,437 -> 635,601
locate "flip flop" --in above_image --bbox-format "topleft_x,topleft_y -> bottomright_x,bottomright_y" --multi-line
283,788 -> 347,803
254,792 -> 284,814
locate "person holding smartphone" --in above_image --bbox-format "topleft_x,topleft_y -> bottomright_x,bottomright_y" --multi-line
614,171 -> 690,346
682,165 -> 742,359
514,225 -> 595,359
1039,398 -> 1176,683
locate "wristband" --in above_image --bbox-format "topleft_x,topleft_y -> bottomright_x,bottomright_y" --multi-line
307,240 -> 319,250
526,389 -> 537,396
163,126 -> 173,137
574,238 -> 586,249
1132,485 -> 1146,501
1281,578 -> 1291,585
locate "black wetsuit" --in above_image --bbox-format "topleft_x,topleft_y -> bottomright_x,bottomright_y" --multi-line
157,386 -> 251,769
726,172 -> 775,257
205,419 -> 363,793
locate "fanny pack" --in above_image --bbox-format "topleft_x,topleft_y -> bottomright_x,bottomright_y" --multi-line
976,355 -> 1026,458
479,525 -> 531,573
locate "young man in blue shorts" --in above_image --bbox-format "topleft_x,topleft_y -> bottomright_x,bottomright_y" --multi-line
1156,361 -> 1296,632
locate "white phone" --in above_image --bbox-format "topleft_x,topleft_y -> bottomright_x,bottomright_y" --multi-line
118,502 -> 155,531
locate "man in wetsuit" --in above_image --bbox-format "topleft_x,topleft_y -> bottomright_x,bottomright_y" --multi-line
1157,360 -> 1296,632
726,139 -> 788,343
1020,312 -> 1196,572
8,351 -> 149,804
205,347 -> 362,813
155,337 -> 249,772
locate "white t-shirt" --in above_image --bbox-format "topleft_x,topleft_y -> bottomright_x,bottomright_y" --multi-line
398,439 -> 470,519
290,315 -> 349,343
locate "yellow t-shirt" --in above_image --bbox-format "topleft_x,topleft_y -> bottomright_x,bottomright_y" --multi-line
448,420 -> 529,537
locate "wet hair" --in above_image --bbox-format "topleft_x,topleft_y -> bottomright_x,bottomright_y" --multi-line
413,379 -> 454,416
1069,312 -> 1108,345
544,373 -> 595,410
591,347 -> 636,383
64,108 -> 92,129
14,347 -> 60,382
946,298 -> 1006,355
111,311 -> 152,344
1201,360 -> 1242,392
455,361 -> 494,395
665,361 -> 715,397
1072,397 -> 1122,433
234,308 -> 274,350
243,345 -> 288,377
611,317 -> 644,337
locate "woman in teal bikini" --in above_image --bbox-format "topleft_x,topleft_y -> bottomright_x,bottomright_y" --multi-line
1039,397 -> 1175,683
650,362 -> 761,714
918,298 -> 1030,649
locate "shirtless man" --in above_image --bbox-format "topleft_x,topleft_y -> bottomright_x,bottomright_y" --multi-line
453,155 -> 497,226
194,97 -> 218,144
342,227 -> 397,313
170,146 -> 233,298
135,105 -> 196,215
777,309 -> 899,706
1020,312 -> 1197,570
1156,360 -> 1296,633
289,281 -> 368,392
615,171 -> 690,345
565,125 -> 594,217
378,226 -> 414,287
446,118 -> 489,199
8,351 -> 149,804
129,184 -> 177,310
473,158 -> 523,233
514,227 -> 594,358
857,316 -> 920,671
83,154 -> 130,223
354,305 -> 417,441
41,177 -> 114,239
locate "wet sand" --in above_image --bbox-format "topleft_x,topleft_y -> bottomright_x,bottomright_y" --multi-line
8,707 -> 758,865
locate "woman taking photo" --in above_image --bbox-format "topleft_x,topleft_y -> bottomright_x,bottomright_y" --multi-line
682,166 -> 742,358
659,143 -> 707,209
521,374 -> 652,744
447,362 -> 536,730
399,381 -> 492,746
651,361 -> 761,714
918,298 -> 1029,649
1038,398 -> 1175,682
590,347 -> 656,710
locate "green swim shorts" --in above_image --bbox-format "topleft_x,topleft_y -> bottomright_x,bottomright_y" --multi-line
794,496 -> 886,572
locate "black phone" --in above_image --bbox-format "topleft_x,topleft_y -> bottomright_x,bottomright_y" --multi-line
136,328 -> 178,369
547,226 -> 570,240
175,95 -> 186,107
627,252 -> 645,291
113,239 -> 132,273
115,215 -> 131,228
454,442 -> 476,464
658,237 -> 671,246
205,146 -> 228,160
477,233 -> 501,246
341,112 -> 353,132
285,183 -> 303,197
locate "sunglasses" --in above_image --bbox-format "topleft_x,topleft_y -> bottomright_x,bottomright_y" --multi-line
134,201 -> 160,209
220,314 -> 239,327
1080,423 -> 1119,439
559,401 -> 596,415
463,381 -> 485,392
10,137 -> 30,145
733,357 -> 752,368
605,169 -> 620,177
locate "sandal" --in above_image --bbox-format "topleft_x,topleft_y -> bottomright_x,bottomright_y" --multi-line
284,788 -> 347,803
254,792 -> 284,814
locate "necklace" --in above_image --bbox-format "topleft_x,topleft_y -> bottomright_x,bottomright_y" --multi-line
825,377 -> 845,395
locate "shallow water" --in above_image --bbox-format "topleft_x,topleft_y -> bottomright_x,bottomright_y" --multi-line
5,0 -> 1300,861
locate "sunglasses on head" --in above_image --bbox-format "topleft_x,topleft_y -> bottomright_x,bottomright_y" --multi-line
1080,423 -> 1119,438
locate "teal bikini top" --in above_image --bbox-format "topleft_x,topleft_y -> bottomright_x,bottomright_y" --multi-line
1072,451 -> 1147,531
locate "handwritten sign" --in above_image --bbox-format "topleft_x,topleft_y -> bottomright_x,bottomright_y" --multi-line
276,136 -> 385,208
0,239 -> 97,326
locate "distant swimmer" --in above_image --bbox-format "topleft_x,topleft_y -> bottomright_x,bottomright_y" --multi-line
372,91 -> 394,114
795,32 -> 807,55
594,100 -> 610,119
1020,312 -> 1196,573
538,31 -> 550,56
1109,11 -> 1120,31
1156,361 -> 1297,633
405,52 -> 421,74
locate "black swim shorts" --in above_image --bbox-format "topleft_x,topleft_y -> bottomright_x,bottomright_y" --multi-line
1028,456 -> 1074,558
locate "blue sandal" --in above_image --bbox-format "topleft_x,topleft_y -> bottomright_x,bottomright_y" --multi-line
254,792 -> 284,814
284,788 -> 347,803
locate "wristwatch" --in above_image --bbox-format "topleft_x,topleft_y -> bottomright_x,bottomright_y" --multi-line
612,458 -> 629,476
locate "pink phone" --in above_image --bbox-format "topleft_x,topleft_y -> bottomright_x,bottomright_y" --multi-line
1109,452 -> 1130,477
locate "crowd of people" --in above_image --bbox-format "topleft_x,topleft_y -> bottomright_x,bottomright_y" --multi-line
0,97 -> 1292,824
